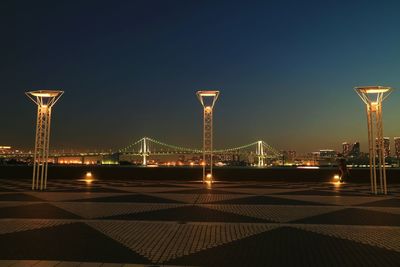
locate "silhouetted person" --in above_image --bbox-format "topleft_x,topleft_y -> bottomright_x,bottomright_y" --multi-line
338,158 -> 349,183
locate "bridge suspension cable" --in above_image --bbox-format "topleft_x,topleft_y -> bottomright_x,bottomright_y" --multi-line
118,137 -> 281,166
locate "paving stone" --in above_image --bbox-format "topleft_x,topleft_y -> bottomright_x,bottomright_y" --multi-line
209,195 -> 327,205
1,179 -> 400,266
70,194 -> 183,204
0,260 -> 18,266
0,193 -> 44,202
33,261 -> 61,267
0,201 -> 29,209
358,197 -> 400,207
77,263 -> 103,267
88,221 -> 278,264
293,208 -> 400,226
0,203 -> 81,219
52,202 -> 184,219
0,223 -> 150,264
195,194 -> 253,204
26,192 -> 131,202
54,262 -> 81,267
0,219 -> 72,234
292,224 -> 400,252
360,206 -> 400,215
276,194 -> 386,206
10,260 -> 40,266
157,188 -> 236,194
202,204 -> 345,222
117,187 -> 196,193
167,227 -> 400,267
102,205 -> 269,223
217,187 -> 306,195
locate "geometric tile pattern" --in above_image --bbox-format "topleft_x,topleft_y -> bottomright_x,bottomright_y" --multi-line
88,221 -> 278,263
52,202 -> 185,219
0,219 -> 72,235
275,194 -> 388,206
203,204 -> 345,222
0,203 -> 81,219
167,226 -> 400,266
0,222 -> 150,264
292,224 -> 400,252
1,178 -> 399,266
101,205 -> 268,223
293,207 -> 400,226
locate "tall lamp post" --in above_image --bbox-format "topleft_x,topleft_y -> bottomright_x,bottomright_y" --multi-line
26,90 -> 64,190
196,90 -> 220,183
355,86 -> 393,195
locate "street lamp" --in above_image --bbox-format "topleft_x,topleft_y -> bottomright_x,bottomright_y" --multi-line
355,86 -> 393,194
196,90 -> 220,183
26,90 -> 64,190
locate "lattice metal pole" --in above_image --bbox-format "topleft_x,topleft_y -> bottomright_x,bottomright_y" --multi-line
355,86 -> 392,195
196,90 -> 220,183
26,90 -> 63,190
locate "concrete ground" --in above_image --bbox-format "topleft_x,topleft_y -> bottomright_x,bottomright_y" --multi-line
0,179 -> 399,266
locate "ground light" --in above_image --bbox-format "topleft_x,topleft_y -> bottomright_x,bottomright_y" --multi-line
332,174 -> 342,187
78,171 -> 94,185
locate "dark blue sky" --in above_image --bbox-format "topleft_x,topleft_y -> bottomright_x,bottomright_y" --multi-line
2,0 -> 400,152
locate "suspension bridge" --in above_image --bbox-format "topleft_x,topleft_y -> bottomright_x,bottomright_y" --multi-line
1,137 -> 281,167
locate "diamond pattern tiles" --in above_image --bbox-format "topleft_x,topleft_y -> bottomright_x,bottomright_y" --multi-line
167,226 -> 400,267
202,204 -> 345,222
0,219 -> 73,235
292,224 -> 400,252
102,205 -> 270,223
52,202 -> 184,219
88,221 -> 278,264
0,222 -> 150,264
1,178 -> 400,266
0,203 -> 81,219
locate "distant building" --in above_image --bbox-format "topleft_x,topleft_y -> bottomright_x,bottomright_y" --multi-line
384,137 -> 390,157
342,142 -> 350,156
288,150 -> 296,161
318,149 -> 337,166
349,142 -> 360,157
395,137 -> 400,159
375,137 -> 391,158
319,149 -> 336,159
282,150 -> 296,162
0,146 -> 12,154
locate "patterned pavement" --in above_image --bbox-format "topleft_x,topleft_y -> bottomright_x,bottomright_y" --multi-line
0,179 -> 399,266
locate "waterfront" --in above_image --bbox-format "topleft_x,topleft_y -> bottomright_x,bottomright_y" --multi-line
1,165 -> 400,184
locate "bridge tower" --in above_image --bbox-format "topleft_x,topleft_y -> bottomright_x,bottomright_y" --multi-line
140,137 -> 150,166
196,90 -> 220,182
256,141 -> 265,167
355,86 -> 393,195
26,90 -> 64,190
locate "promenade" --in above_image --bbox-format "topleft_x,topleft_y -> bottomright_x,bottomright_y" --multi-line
1,179 -> 399,266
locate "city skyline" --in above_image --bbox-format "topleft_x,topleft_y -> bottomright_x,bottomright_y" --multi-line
3,0 -> 400,152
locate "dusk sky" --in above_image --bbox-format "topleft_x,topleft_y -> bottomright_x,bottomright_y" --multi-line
3,0 -> 400,153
